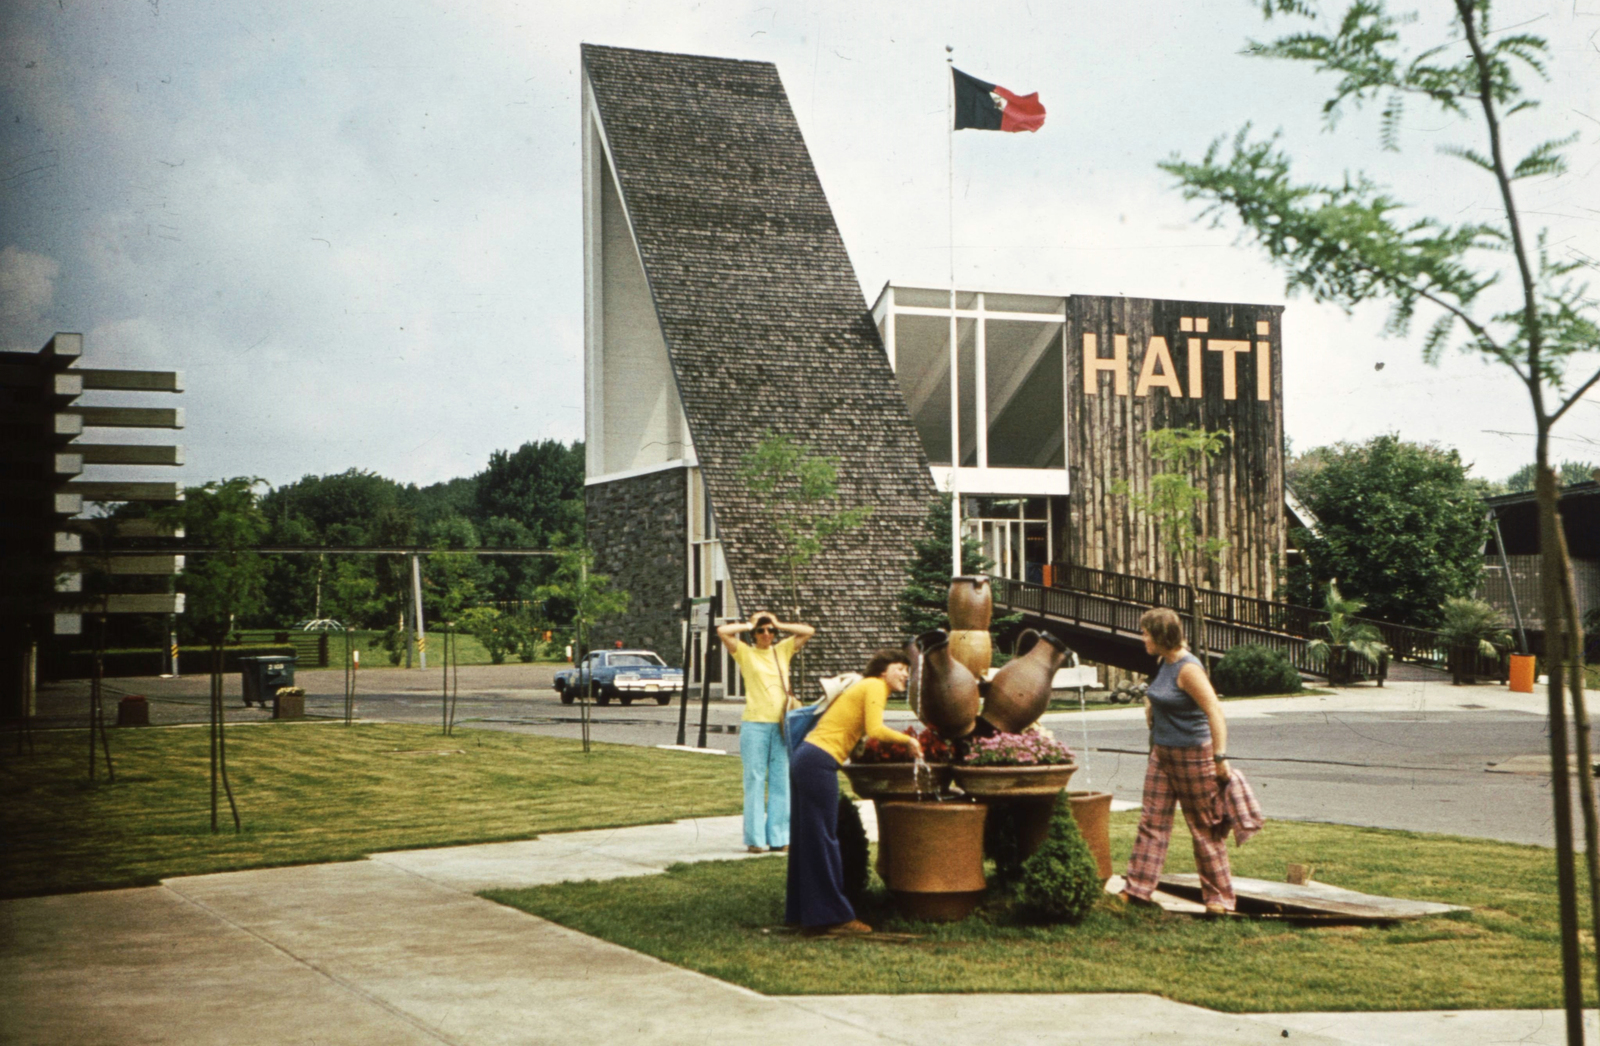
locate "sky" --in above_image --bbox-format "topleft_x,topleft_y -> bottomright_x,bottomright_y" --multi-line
3,0 -> 1597,492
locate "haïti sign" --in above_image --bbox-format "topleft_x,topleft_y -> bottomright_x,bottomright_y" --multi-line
1081,316 -> 1275,403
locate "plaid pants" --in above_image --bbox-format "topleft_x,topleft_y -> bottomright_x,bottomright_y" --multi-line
1125,742 -> 1235,909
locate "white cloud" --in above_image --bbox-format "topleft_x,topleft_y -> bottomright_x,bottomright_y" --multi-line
0,245 -> 61,348
0,0 -> 1593,487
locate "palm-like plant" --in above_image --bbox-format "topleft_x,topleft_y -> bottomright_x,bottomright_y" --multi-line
1438,597 -> 1512,686
1307,582 -> 1389,685
1438,598 -> 1513,659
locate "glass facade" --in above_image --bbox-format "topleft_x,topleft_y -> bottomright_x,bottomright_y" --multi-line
878,288 -> 1066,473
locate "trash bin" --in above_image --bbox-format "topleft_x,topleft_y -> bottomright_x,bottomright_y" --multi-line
239,655 -> 297,707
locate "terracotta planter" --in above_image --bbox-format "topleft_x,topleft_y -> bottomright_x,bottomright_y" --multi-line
953,762 -> 1077,797
841,761 -> 952,801
878,799 -> 988,921
946,628 -> 993,680
947,576 -> 992,631
1069,790 -> 1115,880
978,630 -> 1068,734
909,630 -> 980,740
982,789 -> 1113,880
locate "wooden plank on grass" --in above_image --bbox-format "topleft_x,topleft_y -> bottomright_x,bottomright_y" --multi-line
1160,874 -> 1467,920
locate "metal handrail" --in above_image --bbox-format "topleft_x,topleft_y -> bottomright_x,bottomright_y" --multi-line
1002,567 -> 1505,679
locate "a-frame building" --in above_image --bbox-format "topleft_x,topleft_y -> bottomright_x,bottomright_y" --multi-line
580,44 -> 937,681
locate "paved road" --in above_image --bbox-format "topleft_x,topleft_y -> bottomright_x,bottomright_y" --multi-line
38,665 -> 1589,847
1059,706 -> 1566,847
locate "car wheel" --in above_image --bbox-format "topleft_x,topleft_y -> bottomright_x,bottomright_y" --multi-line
654,694 -> 672,706
559,687 -> 574,706
595,689 -> 612,706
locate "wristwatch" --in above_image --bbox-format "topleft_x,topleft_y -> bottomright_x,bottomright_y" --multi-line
1212,753 -> 1228,762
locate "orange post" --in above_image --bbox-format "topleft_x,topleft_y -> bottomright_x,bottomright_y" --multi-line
1509,653 -> 1536,694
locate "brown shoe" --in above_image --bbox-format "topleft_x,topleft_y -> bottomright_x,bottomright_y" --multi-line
827,919 -> 873,936
1119,890 -> 1159,908
1204,903 -> 1230,917
774,845 -> 789,853
747,845 -> 767,854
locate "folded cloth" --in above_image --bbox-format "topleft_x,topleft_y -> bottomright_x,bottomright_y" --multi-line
1210,769 -> 1264,846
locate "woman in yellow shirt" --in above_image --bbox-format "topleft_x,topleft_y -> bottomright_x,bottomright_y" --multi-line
786,647 -> 920,935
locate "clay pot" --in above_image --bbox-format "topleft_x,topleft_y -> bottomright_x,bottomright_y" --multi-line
878,800 -> 988,921
909,630 -> 980,740
946,628 -> 992,680
947,576 -> 992,631
987,789 -> 1113,879
840,761 -> 952,801
978,629 -> 1069,734
1068,790 -> 1115,880
951,762 -> 1077,798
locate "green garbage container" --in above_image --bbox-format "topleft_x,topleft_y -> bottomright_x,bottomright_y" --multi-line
240,655 -> 297,708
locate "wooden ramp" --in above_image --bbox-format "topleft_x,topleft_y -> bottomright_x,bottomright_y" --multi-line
1159,874 -> 1467,923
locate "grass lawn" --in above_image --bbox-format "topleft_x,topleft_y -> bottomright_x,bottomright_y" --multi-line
0,722 -> 742,899
321,630 -> 562,669
488,811 -> 1591,1013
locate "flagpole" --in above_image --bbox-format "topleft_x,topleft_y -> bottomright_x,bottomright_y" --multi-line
946,44 -> 961,580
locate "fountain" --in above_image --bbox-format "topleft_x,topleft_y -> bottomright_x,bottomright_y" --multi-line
843,576 -> 1115,920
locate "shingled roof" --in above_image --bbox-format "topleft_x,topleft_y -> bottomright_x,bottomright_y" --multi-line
583,44 -> 937,677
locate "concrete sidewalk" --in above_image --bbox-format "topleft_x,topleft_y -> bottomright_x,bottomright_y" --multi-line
4,814 -> 1595,1046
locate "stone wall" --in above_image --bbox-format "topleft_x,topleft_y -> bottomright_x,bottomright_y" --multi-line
586,466 -> 687,664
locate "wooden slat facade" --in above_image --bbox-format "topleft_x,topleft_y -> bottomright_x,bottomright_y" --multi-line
1063,295 -> 1285,601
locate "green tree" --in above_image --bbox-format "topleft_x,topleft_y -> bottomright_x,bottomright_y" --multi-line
740,432 -> 873,688
1161,3 -> 1599,1028
1287,436 -> 1488,626
1112,428 -> 1229,660
161,478 -> 269,834
898,494 -> 1022,657
1505,460 -> 1598,494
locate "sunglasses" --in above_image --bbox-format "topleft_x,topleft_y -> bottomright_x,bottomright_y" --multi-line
754,626 -> 777,635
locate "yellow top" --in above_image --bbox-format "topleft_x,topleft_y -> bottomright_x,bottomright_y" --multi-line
804,676 -> 913,764
730,636 -> 795,723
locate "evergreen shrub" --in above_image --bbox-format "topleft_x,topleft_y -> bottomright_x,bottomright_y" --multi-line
1212,644 -> 1303,696
1018,792 -> 1100,924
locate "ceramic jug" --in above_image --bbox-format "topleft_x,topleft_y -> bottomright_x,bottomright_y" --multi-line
946,628 -> 992,680
978,629 -> 1068,734
909,629 -> 981,740
947,576 -> 992,631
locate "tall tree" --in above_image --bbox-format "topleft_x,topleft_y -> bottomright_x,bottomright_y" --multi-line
1505,460 -> 1599,494
162,478 -> 268,834
1288,436 -> 1488,625
740,432 -> 873,690
1113,428 -> 1230,660
1161,4 -> 1598,1034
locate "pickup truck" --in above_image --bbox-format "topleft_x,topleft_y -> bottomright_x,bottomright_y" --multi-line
553,650 -> 684,706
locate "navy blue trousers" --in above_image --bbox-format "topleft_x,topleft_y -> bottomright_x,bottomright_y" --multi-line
785,742 -> 855,928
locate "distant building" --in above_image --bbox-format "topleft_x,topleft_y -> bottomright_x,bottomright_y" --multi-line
580,45 -> 1289,692
1479,481 -> 1600,650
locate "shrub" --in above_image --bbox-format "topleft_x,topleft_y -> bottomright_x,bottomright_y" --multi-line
1212,644 -> 1303,696
836,796 -> 870,907
1017,792 -> 1101,924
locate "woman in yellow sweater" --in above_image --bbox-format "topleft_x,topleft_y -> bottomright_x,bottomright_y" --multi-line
785,648 -> 920,935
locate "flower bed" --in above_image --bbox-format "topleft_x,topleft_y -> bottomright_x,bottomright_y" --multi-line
853,725 -> 952,764
961,729 -> 1074,767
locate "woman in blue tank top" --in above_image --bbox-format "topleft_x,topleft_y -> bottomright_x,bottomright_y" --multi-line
1120,607 -> 1236,914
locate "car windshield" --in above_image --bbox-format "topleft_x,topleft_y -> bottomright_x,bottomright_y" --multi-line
608,654 -> 664,667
